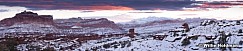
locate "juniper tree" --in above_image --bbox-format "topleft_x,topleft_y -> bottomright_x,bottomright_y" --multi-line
218,31 -> 228,51
182,23 -> 190,32
236,20 -> 241,25
239,29 -> 243,33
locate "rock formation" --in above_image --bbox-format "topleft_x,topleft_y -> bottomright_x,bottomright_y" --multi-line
0,11 -> 53,26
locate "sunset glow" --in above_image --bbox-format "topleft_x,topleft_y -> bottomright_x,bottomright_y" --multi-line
0,0 -> 243,22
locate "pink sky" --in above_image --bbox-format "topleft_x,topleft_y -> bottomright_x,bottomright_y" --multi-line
0,1 -> 243,22
1,5 -> 243,23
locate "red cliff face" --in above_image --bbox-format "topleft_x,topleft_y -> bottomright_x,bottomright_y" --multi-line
0,11 -> 121,30
54,18 -> 121,29
78,18 -> 120,29
0,11 -> 53,26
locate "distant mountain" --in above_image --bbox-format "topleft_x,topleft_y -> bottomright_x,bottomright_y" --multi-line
0,11 -> 124,34
119,17 -> 174,25
0,11 -> 53,26
0,11 -> 218,35
54,17 -> 125,34
54,17 -> 121,29
117,17 -> 216,34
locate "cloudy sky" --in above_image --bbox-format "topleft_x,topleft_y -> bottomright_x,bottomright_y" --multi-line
0,0 -> 243,22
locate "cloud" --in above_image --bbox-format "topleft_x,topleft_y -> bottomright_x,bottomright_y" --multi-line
0,5 -> 27,11
0,0 -> 30,2
192,1 -> 243,8
0,10 -> 8,12
0,0 -> 196,10
76,5 -> 134,10
128,11 -> 163,13
195,0 -> 243,1
80,10 -> 96,13
1,0 -> 241,11
178,14 -> 197,16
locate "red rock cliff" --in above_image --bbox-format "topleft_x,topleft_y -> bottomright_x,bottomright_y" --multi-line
0,11 -> 53,26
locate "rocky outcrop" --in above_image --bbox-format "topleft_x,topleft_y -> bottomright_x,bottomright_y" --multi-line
200,20 -> 216,26
0,11 -> 53,26
0,11 -> 123,34
54,18 -> 121,29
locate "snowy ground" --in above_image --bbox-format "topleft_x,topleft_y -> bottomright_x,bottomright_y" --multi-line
1,19 -> 243,51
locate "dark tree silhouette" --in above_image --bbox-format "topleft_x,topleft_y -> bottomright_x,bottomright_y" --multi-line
182,23 -> 190,32
0,38 -> 18,51
181,37 -> 190,46
236,20 -> 241,25
128,29 -> 135,38
239,29 -> 243,33
218,31 -> 228,51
